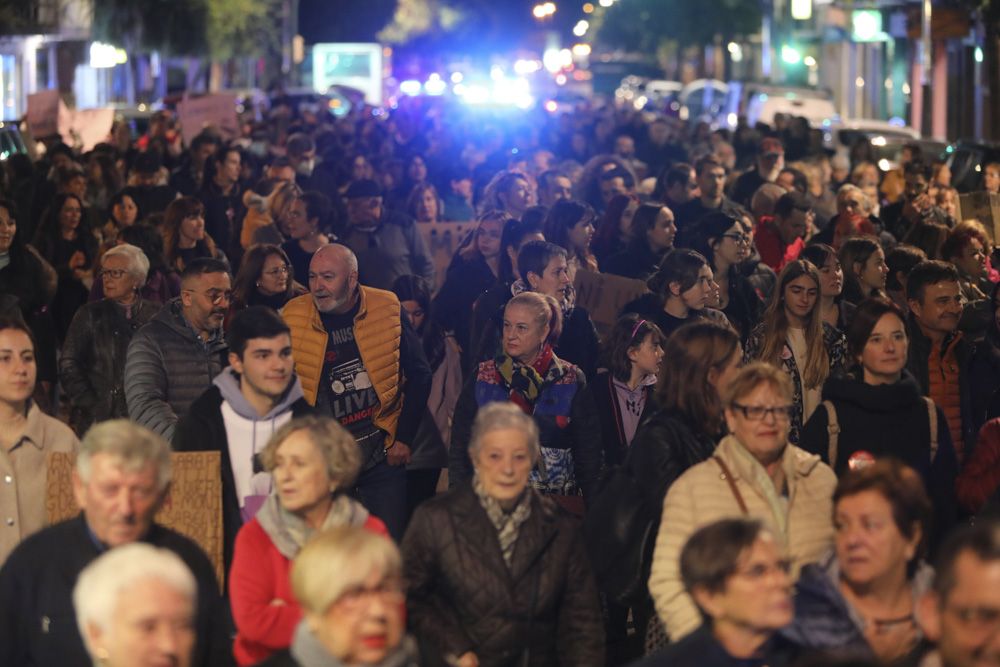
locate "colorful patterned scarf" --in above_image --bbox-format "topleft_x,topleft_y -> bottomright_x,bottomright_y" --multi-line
495,344 -> 554,413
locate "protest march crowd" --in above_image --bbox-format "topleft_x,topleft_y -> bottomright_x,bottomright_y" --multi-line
1,92 -> 1000,667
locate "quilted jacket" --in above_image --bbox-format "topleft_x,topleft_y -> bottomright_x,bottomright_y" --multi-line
124,297 -> 228,440
401,484 -> 604,667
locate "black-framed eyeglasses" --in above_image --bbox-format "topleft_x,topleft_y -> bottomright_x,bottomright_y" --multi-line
731,403 -> 793,421
722,233 -> 751,245
99,269 -> 128,279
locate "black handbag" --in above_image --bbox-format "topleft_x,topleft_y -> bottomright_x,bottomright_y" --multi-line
582,458 -> 658,607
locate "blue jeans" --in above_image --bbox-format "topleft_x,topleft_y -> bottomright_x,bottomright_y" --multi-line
354,461 -> 408,541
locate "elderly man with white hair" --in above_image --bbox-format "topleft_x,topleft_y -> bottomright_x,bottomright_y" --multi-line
74,543 -> 198,667
0,419 -> 230,667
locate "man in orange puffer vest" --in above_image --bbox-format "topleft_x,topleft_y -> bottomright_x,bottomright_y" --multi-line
282,244 -> 432,540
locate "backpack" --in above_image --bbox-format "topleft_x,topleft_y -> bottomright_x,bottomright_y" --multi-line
581,456 -> 657,606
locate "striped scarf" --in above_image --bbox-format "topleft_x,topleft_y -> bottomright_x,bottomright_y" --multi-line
473,475 -> 532,568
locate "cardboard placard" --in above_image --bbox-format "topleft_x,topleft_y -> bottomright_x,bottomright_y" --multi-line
26,90 -> 65,139
957,191 -> 1000,242
176,93 -> 239,145
64,108 -> 115,152
415,221 -> 473,293
573,270 -> 649,336
46,451 -> 224,587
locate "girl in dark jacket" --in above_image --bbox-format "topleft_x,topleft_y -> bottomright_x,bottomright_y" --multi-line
543,199 -> 598,276
433,210 -> 510,355
621,248 -> 731,340
32,192 -> 98,341
799,297 -> 957,537
603,202 -> 676,281
800,243 -> 854,333
572,314 -> 665,504
685,211 -> 763,342
839,235 -> 888,307
618,321 -> 742,660
591,193 -> 639,266
0,198 -> 59,403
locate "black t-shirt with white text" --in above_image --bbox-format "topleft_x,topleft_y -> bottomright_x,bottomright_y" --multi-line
317,302 -> 385,468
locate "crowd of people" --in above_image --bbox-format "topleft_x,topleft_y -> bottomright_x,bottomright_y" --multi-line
1,92 -> 1000,667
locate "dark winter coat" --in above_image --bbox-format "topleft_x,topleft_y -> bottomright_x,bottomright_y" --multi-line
603,240 -> 665,281
621,293 -> 732,341
59,298 -> 161,434
402,485 -> 604,667
433,253 -> 497,355
0,514 -> 232,667
124,297 -> 229,440
632,624 -> 803,667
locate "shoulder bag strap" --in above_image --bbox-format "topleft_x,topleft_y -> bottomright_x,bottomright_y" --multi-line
712,455 -> 749,515
924,397 -> 939,461
823,400 -> 840,467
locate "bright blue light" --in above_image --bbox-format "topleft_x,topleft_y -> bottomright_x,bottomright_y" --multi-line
424,75 -> 447,96
400,80 -> 422,96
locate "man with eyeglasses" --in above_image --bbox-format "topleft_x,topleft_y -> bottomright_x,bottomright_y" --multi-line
125,258 -> 231,440
917,521 -> 1000,667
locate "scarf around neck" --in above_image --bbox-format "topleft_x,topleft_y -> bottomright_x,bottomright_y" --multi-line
473,475 -> 533,567
255,491 -> 371,560
289,620 -> 418,667
496,344 -> 555,413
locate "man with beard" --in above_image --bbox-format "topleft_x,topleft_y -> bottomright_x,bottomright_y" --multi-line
731,137 -> 786,208
906,261 -> 1000,465
173,306 -> 312,575
281,244 -> 431,540
125,258 -> 231,440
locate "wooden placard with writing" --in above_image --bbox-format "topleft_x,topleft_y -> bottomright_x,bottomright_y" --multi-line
415,221 -> 473,293
957,191 -> 1000,243
573,270 -> 649,337
46,451 -> 224,587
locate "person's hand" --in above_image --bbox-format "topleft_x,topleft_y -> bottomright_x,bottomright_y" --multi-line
455,652 -> 479,667
269,599 -> 287,607
69,251 -> 86,270
386,441 -> 412,466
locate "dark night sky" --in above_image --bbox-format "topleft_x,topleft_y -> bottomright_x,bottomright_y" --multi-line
299,0 -> 399,44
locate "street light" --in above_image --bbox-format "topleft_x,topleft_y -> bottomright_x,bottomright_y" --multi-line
533,2 -> 556,19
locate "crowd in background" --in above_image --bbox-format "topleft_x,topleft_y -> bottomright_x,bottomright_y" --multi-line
1,93 -> 1000,667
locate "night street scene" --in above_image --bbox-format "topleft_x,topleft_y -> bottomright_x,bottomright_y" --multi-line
3,0 -> 1000,666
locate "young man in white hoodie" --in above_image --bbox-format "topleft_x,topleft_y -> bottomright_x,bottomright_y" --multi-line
173,305 -> 312,575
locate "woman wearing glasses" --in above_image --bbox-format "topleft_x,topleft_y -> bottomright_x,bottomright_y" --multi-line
231,244 -> 307,315
648,362 -> 836,642
686,211 -> 763,342
744,260 -> 849,445
60,243 -> 160,434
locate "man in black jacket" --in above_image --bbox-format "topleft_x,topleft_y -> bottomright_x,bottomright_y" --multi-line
0,420 -> 231,667
174,306 -> 312,575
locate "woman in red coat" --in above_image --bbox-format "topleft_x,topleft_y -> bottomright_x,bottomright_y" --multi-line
229,416 -> 388,666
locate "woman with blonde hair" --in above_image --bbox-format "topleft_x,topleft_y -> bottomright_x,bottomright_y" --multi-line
745,260 -> 848,444
449,291 -> 588,509
229,416 -> 388,665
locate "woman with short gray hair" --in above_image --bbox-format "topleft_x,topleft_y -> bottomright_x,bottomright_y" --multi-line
229,416 -> 389,666
74,543 -> 198,667
60,243 -> 160,434
403,401 -> 604,667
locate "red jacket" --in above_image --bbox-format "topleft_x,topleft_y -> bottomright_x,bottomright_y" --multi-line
957,418 -> 1000,514
228,513 -> 389,666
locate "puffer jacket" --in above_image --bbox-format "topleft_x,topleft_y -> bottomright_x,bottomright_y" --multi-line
648,434 -> 837,641
402,484 -> 604,667
59,298 -> 161,434
124,297 -> 228,440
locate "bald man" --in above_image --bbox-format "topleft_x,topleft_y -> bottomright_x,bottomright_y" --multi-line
281,244 -> 432,540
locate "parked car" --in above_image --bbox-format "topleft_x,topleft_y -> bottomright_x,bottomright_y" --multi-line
946,140 -> 1000,192
829,120 -> 921,171
724,82 -> 836,130
0,122 -> 28,161
679,79 -> 728,123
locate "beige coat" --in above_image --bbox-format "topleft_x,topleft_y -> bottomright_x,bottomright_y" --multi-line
0,403 -> 79,564
648,434 -> 836,641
